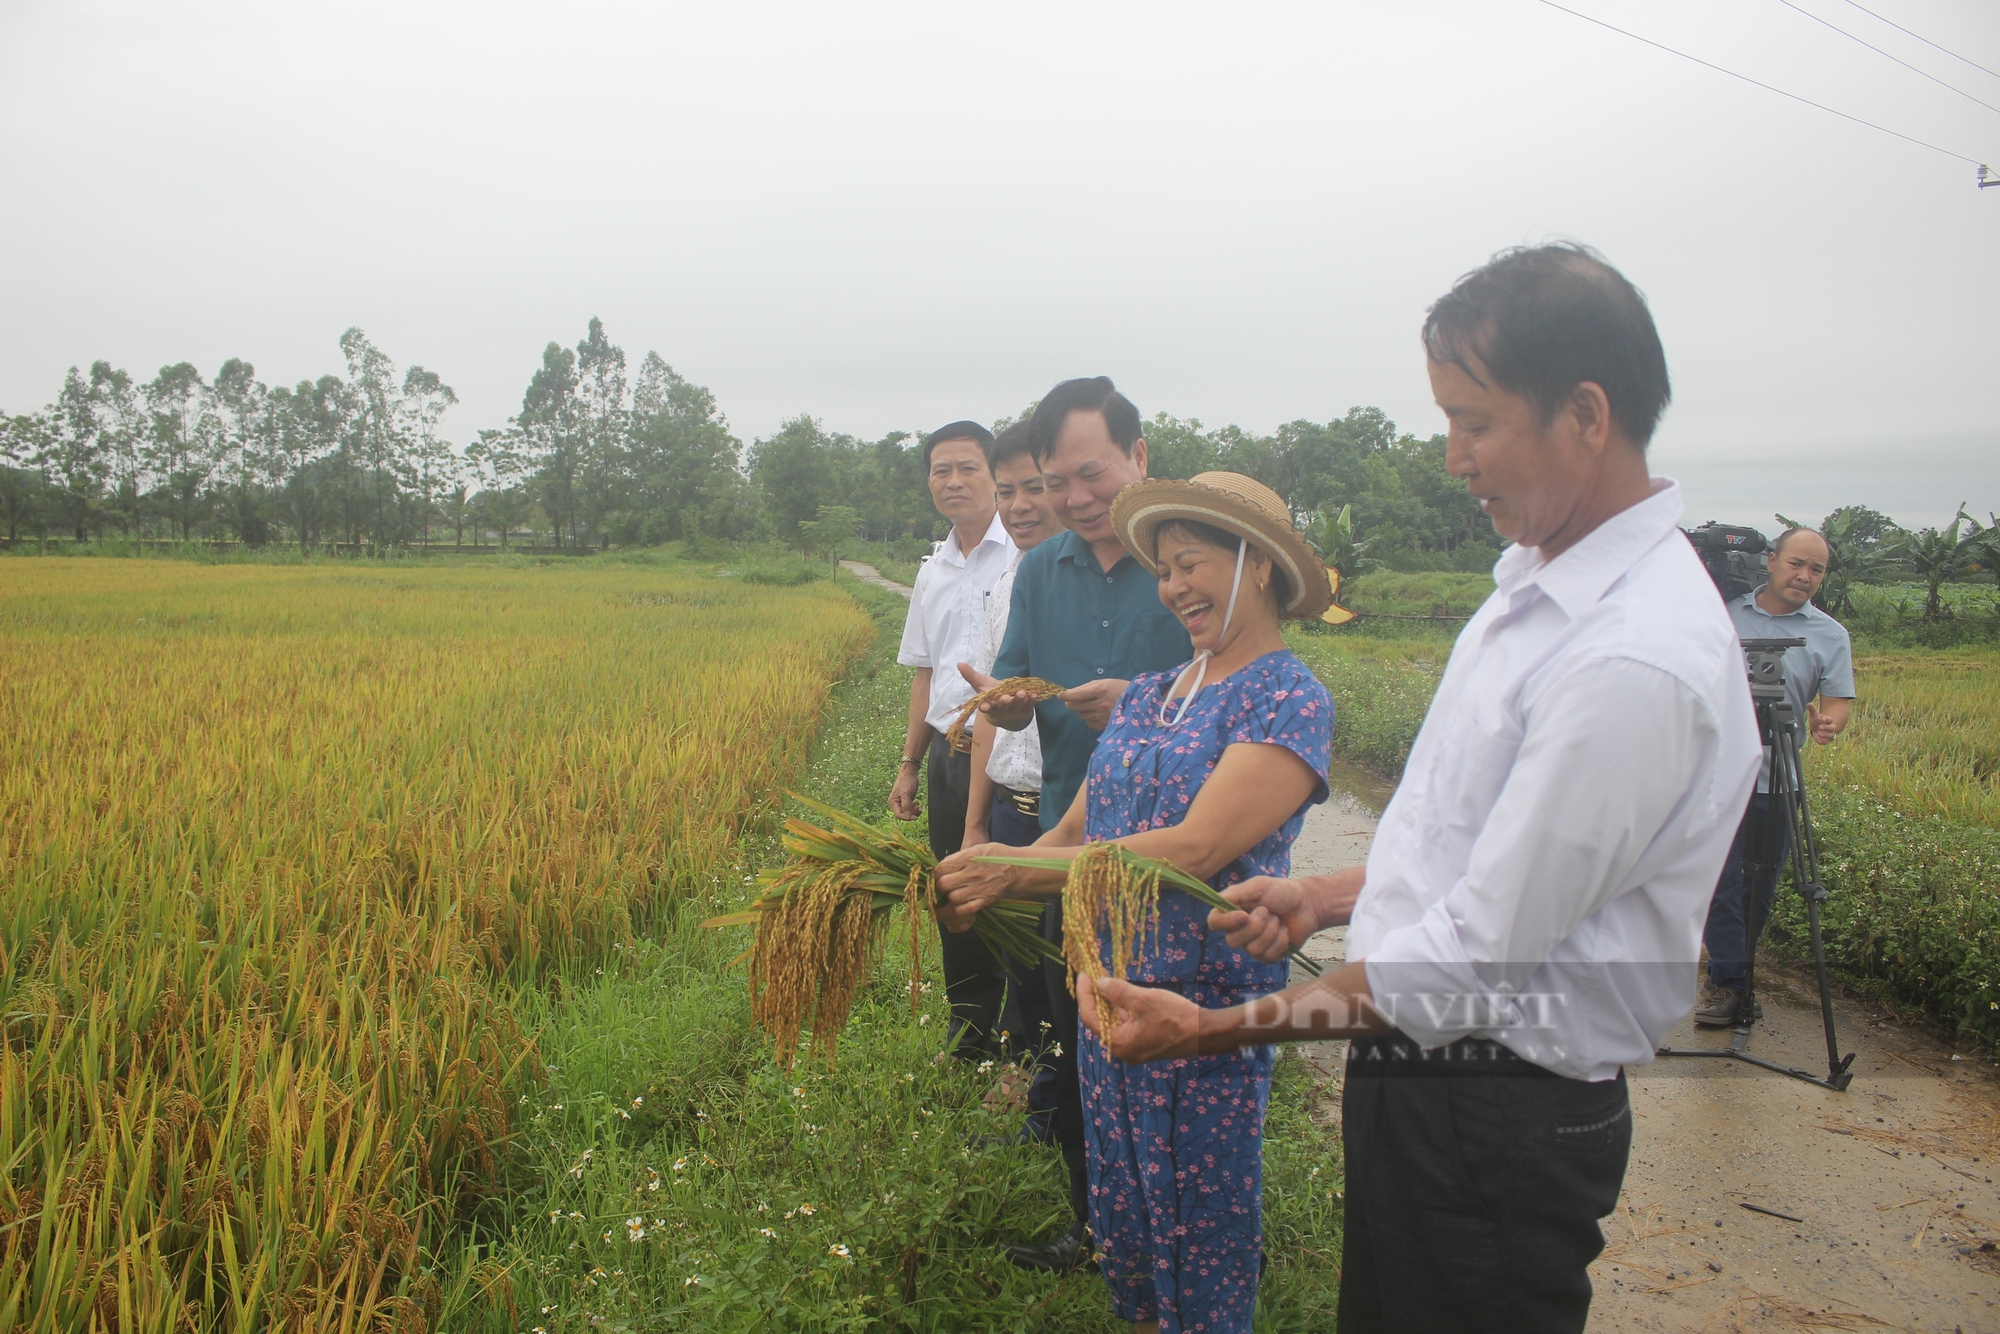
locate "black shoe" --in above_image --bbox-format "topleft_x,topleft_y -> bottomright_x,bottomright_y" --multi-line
1006,1222 -> 1094,1274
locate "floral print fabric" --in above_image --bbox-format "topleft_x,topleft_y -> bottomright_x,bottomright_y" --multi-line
1079,649 -> 1332,1332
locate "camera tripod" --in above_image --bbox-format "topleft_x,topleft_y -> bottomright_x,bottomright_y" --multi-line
1657,638 -> 1855,1092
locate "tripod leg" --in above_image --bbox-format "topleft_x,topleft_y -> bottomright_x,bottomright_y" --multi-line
1777,710 -> 1854,1090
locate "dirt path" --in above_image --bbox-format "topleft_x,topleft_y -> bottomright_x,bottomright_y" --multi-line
838,559 -> 913,599
1287,773 -> 2000,1332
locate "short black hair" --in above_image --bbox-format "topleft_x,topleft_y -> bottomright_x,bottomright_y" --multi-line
988,420 -> 1038,474
1027,376 -> 1142,460
1769,526 -> 1825,561
922,420 -> 995,471
1422,242 -> 1672,447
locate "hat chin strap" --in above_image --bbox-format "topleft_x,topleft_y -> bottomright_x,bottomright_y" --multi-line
1159,537 -> 1246,729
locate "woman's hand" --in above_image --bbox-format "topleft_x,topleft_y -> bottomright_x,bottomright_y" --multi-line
934,842 -> 1017,932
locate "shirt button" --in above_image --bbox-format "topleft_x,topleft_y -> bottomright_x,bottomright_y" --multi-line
1101,620 -> 1110,628
1096,668 -> 1105,675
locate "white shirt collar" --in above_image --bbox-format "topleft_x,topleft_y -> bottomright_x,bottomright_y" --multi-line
1493,477 -> 1685,621
932,510 -> 1011,568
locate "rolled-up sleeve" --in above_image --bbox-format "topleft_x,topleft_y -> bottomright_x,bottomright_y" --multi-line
896,570 -> 932,669
1363,656 -> 1719,1048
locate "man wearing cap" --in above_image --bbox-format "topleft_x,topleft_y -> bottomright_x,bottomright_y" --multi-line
955,376 -> 1193,1273
1696,524 -> 1853,1026
890,420 -> 1015,1059
939,469 -> 1335,1333
1072,244 -> 1761,1334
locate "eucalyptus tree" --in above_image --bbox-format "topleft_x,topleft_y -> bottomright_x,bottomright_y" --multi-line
0,410 -> 53,541
572,317 -> 629,548
142,362 -> 216,540
40,367 -> 112,540
518,340 -> 583,548
399,365 -> 459,546
340,328 -> 405,549
628,350 -> 741,542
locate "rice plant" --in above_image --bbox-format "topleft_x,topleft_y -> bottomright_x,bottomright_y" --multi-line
0,559 -> 871,1332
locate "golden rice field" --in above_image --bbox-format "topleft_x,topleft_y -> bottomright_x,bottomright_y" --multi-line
0,559 -> 870,1333
1804,647 -> 2000,828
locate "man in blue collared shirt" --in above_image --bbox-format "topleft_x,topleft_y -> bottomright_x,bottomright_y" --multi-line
1695,525 -> 1855,1025
962,376 -> 1192,1273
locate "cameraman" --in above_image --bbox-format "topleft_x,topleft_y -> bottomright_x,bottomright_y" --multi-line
1695,526 -> 1854,1026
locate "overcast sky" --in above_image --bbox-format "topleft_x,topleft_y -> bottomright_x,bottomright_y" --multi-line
2,0 -> 1995,532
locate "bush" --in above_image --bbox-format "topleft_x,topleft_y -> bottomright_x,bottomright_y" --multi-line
739,555 -> 831,586
1769,784 -> 2000,1057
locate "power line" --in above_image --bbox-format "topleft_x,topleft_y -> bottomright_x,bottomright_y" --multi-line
1775,0 -> 2000,117
1840,0 -> 2000,83
1535,0 -> 1988,168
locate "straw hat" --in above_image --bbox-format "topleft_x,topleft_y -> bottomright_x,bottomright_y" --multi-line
1110,471 -> 1333,621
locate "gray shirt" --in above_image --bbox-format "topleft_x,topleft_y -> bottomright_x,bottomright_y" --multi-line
1727,587 -> 1855,788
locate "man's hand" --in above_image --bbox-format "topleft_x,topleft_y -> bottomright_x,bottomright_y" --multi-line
1058,678 -> 1128,731
1808,697 -> 1851,745
1077,974 -> 1205,1063
1208,877 -> 1316,962
934,842 -> 1014,932
888,763 -> 921,821
958,663 -> 1038,732
1207,870 -> 1362,960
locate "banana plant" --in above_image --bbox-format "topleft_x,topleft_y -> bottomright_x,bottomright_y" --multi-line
1891,506 -> 1980,621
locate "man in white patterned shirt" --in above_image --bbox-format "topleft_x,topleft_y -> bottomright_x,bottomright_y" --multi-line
1078,244 -> 1760,1333
890,420 -> 1015,1060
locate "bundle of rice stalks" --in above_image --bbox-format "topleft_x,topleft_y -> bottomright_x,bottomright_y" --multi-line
704,795 -> 1058,1066
979,843 -> 1323,996
944,676 -> 1066,752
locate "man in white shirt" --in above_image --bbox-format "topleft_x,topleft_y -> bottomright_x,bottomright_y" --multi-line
1077,244 -> 1760,1333
890,420 -> 1016,1058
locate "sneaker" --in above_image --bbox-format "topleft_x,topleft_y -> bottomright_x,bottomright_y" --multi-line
1694,985 -> 1743,1026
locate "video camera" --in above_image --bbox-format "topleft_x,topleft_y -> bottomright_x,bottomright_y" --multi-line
1682,522 -> 1767,603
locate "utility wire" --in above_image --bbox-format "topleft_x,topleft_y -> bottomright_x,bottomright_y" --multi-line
1535,0 -> 1988,167
1775,0 -> 2000,116
1840,0 -> 2000,83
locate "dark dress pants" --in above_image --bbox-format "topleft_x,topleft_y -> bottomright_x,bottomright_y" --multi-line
1339,1037 -> 1631,1334
1701,793 -> 1791,994
988,794 -> 1057,1138
926,732 -> 1008,1060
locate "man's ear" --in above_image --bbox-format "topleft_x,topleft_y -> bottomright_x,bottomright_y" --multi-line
1566,382 -> 1614,456
1130,436 -> 1149,478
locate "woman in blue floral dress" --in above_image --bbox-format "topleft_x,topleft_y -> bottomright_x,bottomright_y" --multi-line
939,473 -> 1336,1334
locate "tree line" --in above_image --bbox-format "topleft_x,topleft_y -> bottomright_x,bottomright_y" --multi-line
32,317 -> 1981,587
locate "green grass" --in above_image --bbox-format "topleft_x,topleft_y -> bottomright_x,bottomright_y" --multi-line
1285,630 -> 1445,777
493,575 -> 1344,1331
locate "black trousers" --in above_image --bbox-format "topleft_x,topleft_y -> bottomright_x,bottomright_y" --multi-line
926,732 -> 1009,1060
1339,1037 -> 1631,1334
989,795 -> 1058,1069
